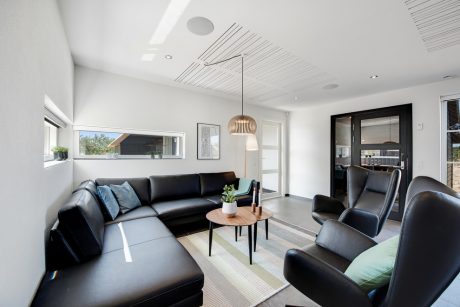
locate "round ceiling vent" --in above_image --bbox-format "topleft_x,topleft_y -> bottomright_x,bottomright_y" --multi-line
187,17 -> 214,36
323,83 -> 339,90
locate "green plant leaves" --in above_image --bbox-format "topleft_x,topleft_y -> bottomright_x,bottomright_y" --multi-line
221,184 -> 236,203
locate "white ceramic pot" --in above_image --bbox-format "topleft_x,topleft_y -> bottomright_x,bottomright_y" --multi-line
222,201 -> 237,217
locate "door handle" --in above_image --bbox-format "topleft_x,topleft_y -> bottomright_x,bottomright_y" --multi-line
400,153 -> 405,170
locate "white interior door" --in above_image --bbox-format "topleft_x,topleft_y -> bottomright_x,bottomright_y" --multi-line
261,121 -> 282,199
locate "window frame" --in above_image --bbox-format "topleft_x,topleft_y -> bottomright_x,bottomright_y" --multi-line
441,94 -> 460,188
73,126 -> 186,160
43,118 -> 60,162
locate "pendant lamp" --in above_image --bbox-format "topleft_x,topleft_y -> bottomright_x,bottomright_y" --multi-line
204,55 -> 257,135
228,56 -> 257,135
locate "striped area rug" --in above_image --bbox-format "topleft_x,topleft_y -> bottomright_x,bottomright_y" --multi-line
178,219 -> 315,307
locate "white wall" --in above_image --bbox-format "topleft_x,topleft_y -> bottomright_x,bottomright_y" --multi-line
289,78 -> 460,199
73,66 -> 287,190
0,0 -> 74,305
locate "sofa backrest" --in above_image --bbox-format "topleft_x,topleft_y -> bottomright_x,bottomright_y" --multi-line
74,180 -> 99,203
150,174 -> 201,202
47,221 -> 80,270
199,172 -> 237,196
95,177 -> 150,206
58,189 -> 105,261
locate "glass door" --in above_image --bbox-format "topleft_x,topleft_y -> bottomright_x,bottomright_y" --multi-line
261,121 -> 282,199
331,104 -> 412,221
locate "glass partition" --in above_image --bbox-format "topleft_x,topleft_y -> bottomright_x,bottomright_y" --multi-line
361,116 -> 399,144
360,149 -> 400,169
334,116 -> 352,202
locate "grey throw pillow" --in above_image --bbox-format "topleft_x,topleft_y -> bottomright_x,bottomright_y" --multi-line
110,181 -> 142,214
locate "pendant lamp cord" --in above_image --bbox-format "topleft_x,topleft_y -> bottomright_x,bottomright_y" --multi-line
204,54 -> 246,116
241,56 -> 244,116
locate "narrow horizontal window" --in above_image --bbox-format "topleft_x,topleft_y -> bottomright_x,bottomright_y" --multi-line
74,128 -> 185,160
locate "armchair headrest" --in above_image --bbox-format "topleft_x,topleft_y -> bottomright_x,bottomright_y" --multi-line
365,171 -> 392,194
405,176 -> 459,209
348,166 -> 400,207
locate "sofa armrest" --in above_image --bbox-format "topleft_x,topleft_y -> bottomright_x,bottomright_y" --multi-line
339,208 -> 379,237
312,194 -> 345,214
316,220 -> 377,261
284,248 -> 372,307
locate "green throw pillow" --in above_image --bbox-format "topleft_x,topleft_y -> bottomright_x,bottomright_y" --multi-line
344,235 -> 399,293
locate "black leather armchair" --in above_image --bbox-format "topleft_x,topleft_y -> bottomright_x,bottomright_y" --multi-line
285,176 -> 460,307
312,166 -> 401,237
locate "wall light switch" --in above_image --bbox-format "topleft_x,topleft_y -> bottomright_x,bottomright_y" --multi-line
417,123 -> 423,130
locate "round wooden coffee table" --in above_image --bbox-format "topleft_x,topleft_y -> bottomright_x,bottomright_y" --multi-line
239,207 -> 273,252
206,208 -> 257,264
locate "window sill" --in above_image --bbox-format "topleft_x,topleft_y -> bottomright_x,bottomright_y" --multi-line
44,159 -> 71,168
73,157 -> 184,160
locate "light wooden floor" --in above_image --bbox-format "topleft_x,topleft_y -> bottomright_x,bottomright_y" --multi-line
257,196 -> 460,307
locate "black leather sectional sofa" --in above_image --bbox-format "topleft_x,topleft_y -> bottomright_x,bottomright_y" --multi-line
32,171 -> 255,307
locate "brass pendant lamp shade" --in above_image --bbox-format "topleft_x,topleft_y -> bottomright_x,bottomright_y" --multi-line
205,55 -> 257,135
228,115 -> 257,135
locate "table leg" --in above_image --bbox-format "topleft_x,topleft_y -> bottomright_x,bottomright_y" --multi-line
254,221 -> 258,252
265,219 -> 269,240
209,221 -> 213,257
248,225 -> 253,265
239,225 -> 242,236
234,226 -> 237,242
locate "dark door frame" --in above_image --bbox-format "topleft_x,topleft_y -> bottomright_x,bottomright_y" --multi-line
330,104 -> 413,221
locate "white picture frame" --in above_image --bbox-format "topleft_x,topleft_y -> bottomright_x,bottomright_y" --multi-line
197,123 -> 220,160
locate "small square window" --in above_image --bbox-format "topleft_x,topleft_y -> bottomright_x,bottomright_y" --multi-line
44,119 -> 59,162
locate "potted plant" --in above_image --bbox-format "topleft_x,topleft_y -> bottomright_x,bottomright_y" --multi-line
52,146 -> 69,161
148,151 -> 162,159
221,184 -> 237,217
153,151 -> 162,159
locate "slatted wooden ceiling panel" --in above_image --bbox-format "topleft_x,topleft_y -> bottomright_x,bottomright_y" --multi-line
405,0 -> 460,52
175,23 -> 334,102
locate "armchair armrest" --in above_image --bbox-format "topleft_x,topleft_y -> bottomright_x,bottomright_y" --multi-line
312,194 -> 345,214
316,220 -> 377,261
339,208 -> 379,237
284,248 -> 372,307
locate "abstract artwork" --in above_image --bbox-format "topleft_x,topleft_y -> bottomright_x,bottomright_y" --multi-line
197,123 -> 220,160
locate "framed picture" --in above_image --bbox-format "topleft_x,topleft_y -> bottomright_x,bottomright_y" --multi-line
197,123 -> 220,160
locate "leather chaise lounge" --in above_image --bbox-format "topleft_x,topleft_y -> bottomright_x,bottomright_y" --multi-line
32,171 -> 255,307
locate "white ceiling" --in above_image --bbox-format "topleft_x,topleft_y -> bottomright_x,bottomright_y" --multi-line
57,0 -> 460,110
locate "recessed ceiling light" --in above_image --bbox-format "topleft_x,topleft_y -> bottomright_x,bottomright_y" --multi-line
165,54 -> 173,60
141,54 -> 156,61
369,75 -> 379,79
187,16 -> 214,35
323,83 -> 339,90
149,0 -> 191,45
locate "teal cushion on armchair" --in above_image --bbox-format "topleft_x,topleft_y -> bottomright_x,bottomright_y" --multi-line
344,235 -> 399,293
